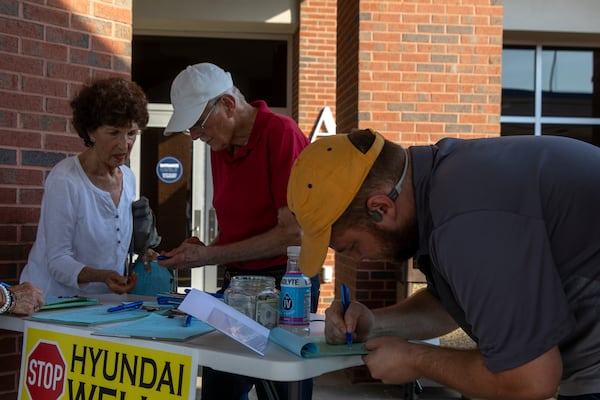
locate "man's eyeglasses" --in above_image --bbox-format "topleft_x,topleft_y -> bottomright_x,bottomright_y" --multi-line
183,97 -> 221,135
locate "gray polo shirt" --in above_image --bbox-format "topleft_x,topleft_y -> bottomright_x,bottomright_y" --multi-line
411,135 -> 600,396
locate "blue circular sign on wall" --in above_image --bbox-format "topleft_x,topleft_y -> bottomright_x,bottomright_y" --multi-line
156,156 -> 183,183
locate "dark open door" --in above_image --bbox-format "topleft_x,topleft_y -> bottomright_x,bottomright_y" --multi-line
139,128 -> 193,287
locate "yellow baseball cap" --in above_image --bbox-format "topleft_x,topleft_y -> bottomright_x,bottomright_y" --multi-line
287,130 -> 385,277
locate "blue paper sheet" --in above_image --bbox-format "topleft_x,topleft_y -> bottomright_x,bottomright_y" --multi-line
92,313 -> 215,341
268,327 -> 368,358
29,304 -> 150,325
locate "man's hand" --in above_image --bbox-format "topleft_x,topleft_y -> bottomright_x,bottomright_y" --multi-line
156,237 -> 208,270
363,336 -> 422,384
324,300 -> 374,344
365,337 -> 563,400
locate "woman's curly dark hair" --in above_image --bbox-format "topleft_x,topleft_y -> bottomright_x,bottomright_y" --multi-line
70,77 -> 149,147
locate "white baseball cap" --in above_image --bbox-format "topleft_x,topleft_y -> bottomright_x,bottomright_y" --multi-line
164,63 -> 234,136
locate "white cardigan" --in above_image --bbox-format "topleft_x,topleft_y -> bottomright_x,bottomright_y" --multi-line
20,156 -> 135,296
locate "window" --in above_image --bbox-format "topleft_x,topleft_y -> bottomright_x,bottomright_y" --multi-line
501,46 -> 600,146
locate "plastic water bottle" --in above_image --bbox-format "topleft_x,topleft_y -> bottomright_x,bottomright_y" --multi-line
278,246 -> 311,335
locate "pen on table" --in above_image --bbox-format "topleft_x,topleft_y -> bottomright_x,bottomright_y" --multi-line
414,379 -> 423,394
107,301 -> 144,312
340,283 -> 352,348
184,314 -> 192,327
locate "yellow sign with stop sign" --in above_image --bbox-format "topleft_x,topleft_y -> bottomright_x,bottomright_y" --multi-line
19,324 -> 195,400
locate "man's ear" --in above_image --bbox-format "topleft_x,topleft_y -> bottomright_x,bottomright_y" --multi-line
220,94 -> 235,116
366,194 -> 395,223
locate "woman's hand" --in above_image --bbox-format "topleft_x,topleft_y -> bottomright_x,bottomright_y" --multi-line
105,271 -> 138,294
9,282 -> 45,316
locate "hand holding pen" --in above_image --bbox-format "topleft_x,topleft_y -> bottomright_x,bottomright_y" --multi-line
341,283 -> 353,348
155,237 -> 208,270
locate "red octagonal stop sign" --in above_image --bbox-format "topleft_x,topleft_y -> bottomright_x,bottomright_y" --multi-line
25,341 -> 66,400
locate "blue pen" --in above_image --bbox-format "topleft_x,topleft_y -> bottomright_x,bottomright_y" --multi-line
107,301 -> 143,312
184,314 -> 192,327
341,283 -> 352,348
157,255 -> 170,260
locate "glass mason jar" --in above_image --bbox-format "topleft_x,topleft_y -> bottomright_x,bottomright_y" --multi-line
224,275 -> 279,329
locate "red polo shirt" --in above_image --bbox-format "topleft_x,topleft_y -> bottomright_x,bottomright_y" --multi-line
211,100 -> 309,271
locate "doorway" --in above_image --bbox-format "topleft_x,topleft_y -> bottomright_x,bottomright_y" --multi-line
138,128 -> 194,287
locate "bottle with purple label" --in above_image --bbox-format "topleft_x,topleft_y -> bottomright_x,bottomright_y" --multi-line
278,246 -> 311,335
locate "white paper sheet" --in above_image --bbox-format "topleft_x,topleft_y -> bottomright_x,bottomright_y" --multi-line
178,288 -> 270,355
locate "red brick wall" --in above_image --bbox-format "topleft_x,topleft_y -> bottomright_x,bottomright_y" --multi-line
297,0 -> 338,135
335,0 -> 503,305
0,1 -> 132,397
336,0 -> 503,142
0,330 -> 23,398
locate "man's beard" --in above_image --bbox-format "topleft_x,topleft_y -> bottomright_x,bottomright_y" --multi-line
368,218 -> 419,262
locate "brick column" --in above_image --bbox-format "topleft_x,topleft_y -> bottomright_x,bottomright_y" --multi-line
0,1 -> 133,397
